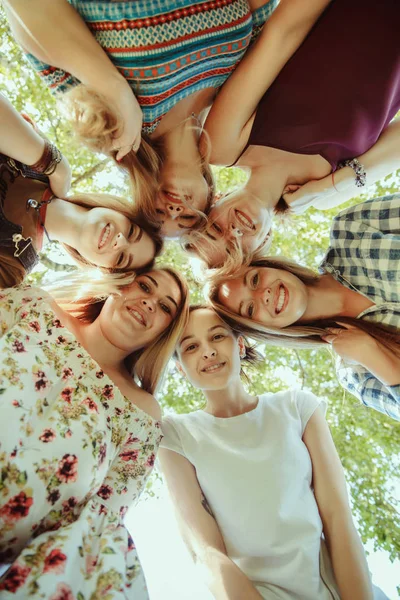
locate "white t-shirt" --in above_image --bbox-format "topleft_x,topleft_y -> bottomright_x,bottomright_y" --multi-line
161,389 -> 340,600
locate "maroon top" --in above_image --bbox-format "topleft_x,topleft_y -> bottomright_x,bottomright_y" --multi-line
244,0 -> 400,170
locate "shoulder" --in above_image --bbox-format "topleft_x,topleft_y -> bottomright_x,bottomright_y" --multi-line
259,388 -> 325,430
124,382 -> 162,422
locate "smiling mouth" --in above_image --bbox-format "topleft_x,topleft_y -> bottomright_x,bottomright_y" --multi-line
98,223 -> 111,250
234,209 -> 255,231
163,190 -> 182,203
127,306 -> 147,327
275,284 -> 288,315
201,362 -> 226,373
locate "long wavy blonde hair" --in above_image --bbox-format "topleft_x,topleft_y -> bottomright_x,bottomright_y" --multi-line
62,192 -> 163,271
51,267 -> 190,395
207,257 -> 400,357
64,87 -> 215,232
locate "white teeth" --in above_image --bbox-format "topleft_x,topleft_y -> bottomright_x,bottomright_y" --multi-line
276,287 -> 285,313
235,211 -> 253,229
202,363 -> 224,373
128,308 -> 145,326
99,224 -> 110,249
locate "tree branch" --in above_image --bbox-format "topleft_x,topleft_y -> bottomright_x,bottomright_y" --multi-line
39,253 -> 77,272
294,350 -> 306,389
71,158 -> 109,187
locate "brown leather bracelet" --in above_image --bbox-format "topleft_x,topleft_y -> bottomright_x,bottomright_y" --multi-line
29,139 -> 62,175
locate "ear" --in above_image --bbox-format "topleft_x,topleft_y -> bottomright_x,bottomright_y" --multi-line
175,360 -> 187,378
238,336 -> 246,359
282,183 -> 301,195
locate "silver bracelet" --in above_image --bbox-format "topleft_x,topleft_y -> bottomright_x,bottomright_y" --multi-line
338,158 -> 366,188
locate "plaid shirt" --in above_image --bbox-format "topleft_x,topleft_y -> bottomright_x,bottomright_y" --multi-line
319,194 -> 400,421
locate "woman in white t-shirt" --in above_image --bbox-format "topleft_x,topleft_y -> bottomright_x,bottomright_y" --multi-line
159,306 -> 386,600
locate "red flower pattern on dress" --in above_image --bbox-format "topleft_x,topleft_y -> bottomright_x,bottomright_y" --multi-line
102,384 -> 114,399
98,443 -> 107,466
43,549 -> 67,574
11,340 -> 26,353
56,454 -> 78,484
146,453 -> 156,467
82,397 -> 99,413
62,497 -> 77,513
12,400 -> 20,407
47,489 -> 61,505
61,387 -> 74,403
49,582 -> 75,600
29,320 -> 41,332
33,370 -> 49,393
120,450 -> 139,462
0,492 -> 33,522
0,563 -> 31,593
62,367 -> 73,380
65,429 -> 72,438
39,428 -> 56,443
97,484 -> 113,500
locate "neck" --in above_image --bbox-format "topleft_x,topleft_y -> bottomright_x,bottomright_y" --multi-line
301,273 -> 369,322
203,378 -> 257,418
45,198 -> 86,247
163,117 -> 203,166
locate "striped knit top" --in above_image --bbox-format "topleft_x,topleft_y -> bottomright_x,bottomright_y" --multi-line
25,0 -> 277,134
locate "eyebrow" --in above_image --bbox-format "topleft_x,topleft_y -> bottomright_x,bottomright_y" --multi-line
178,222 -> 197,229
145,275 -> 178,310
179,324 -> 226,346
134,227 -> 143,243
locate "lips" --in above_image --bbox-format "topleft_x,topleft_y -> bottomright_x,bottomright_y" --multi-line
274,283 -> 289,315
98,223 -> 111,250
201,361 -> 226,373
126,305 -> 147,327
234,209 -> 255,231
163,190 -> 182,203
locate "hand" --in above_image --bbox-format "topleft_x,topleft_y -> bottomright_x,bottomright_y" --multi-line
282,177 -> 337,213
321,322 -> 378,366
48,154 -> 72,198
108,80 -> 143,161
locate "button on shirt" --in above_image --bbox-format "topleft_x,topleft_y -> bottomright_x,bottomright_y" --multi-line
319,194 -> 400,420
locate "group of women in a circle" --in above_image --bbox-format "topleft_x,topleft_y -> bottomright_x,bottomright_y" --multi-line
0,0 -> 399,598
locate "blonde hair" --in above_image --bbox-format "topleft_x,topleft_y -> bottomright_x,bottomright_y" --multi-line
62,192 -> 163,271
53,267 -> 190,395
207,257 -> 400,357
63,86 -> 215,233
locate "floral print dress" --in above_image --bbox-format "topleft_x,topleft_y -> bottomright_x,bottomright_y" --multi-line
0,285 -> 163,599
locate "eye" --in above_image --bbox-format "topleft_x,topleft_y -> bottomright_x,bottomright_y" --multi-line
251,273 -> 259,288
185,343 -> 197,352
248,303 -> 254,318
139,281 -> 151,293
155,209 -> 165,216
116,253 -> 124,267
212,222 -> 222,234
160,302 -> 171,315
213,334 -> 225,341
128,224 -> 134,239
180,214 -> 196,221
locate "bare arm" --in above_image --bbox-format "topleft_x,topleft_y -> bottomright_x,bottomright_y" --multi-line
159,449 -> 263,600
0,93 -> 71,197
284,119 -> 400,212
303,408 -> 373,600
203,0 -> 332,165
4,0 -> 142,157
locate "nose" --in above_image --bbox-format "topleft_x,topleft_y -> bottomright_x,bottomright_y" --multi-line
166,204 -> 183,220
228,223 -> 243,239
202,347 -> 216,360
113,233 -> 128,250
262,287 -> 272,304
141,298 -> 155,313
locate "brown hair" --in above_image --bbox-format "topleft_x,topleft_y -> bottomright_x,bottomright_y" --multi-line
175,304 -> 261,383
61,192 -> 163,272
64,86 -> 215,234
61,267 -> 190,395
207,257 -> 400,357
0,248 -> 26,289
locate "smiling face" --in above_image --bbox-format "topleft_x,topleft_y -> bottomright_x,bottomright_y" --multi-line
217,266 -> 309,329
77,208 -> 155,270
99,270 -> 183,353
156,161 -> 209,238
177,308 -> 242,390
198,189 -> 272,265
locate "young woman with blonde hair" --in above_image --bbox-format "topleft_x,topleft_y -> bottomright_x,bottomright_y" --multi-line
4,0 -> 330,237
208,194 -> 400,421
0,266 -> 189,598
0,94 -> 162,287
159,305 -> 386,599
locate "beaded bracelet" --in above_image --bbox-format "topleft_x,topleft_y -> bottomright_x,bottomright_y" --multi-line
29,139 -> 62,176
338,158 -> 367,188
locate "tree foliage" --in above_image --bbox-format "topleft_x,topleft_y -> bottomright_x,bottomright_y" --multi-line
1,7 -> 399,562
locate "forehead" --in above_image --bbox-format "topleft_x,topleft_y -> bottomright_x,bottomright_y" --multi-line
149,270 -> 182,300
211,190 -> 246,215
184,308 -> 225,335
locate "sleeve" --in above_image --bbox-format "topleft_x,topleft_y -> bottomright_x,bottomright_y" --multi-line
0,430 -> 162,599
337,364 -> 400,422
24,52 -> 80,96
159,416 -> 186,457
295,389 -> 327,435
250,0 -> 280,42
0,285 -> 34,338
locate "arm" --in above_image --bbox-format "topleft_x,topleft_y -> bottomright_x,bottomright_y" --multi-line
159,449 -> 263,600
0,94 -> 71,197
303,407 -> 373,600
203,0 -> 332,165
4,0 -> 142,157
283,119 -> 400,212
